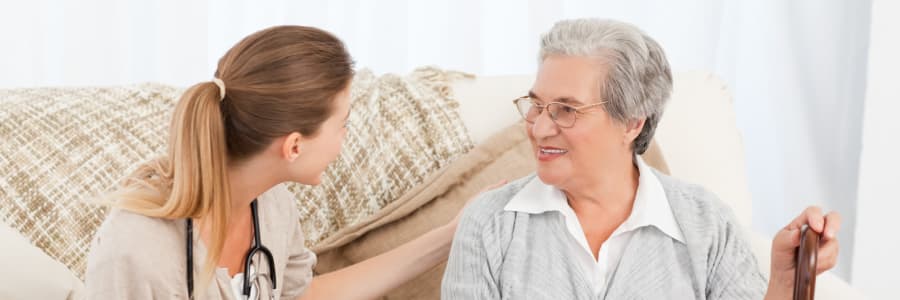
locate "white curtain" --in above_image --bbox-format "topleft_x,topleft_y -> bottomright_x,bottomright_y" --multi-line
851,0 -> 898,299
1,0 -> 872,282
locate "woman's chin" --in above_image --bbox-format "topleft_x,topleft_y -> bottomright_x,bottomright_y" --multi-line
536,167 -> 567,187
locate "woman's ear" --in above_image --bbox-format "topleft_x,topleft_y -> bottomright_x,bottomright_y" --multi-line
624,118 -> 646,145
281,132 -> 304,162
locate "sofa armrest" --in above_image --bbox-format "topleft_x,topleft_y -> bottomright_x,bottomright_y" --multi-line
0,221 -> 84,299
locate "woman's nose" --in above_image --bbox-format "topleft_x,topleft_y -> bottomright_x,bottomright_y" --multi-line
530,109 -> 559,139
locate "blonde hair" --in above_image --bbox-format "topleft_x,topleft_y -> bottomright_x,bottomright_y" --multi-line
104,25 -> 354,292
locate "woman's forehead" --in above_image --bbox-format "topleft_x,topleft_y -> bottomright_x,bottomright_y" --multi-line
533,57 -> 607,104
527,90 -> 586,106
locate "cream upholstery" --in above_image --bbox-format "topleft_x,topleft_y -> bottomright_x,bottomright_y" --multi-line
0,220 -> 83,299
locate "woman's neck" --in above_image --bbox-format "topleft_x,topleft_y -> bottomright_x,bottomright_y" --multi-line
563,158 -> 640,217
226,158 -> 281,215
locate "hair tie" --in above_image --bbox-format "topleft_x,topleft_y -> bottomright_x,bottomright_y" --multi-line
212,78 -> 226,101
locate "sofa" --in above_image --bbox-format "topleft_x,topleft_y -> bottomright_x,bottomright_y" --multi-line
0,69 -> 863,299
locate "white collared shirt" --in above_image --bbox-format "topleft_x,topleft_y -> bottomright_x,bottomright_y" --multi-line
503,156 -> 685,298
228,265 -> 258,300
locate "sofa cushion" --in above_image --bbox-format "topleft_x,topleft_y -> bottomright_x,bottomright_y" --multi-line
654,71 -> 753,226
313,122 -> 669,299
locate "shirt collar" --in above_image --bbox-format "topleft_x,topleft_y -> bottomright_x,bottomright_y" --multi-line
504,156 -> 685,243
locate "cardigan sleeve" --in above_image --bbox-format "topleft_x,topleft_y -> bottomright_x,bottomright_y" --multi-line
705,195 -> 768,299
278,204 -> 317,300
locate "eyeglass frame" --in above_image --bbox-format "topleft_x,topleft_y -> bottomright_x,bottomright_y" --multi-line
512,96 -> 607,128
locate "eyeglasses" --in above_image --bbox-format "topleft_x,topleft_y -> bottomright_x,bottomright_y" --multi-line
513,96 -> 606,128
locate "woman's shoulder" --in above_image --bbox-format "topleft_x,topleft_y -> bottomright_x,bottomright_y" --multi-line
457,174 -> 535,229
653,172 -> 745,238
85,208 -> 183,284
89,208 -> 183,261
258,183 -> 300,220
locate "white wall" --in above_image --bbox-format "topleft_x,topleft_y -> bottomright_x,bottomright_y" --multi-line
851,0 -> 900,298
0,0 -> 873,282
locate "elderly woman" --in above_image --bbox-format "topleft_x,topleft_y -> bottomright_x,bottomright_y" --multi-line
442,19 -> 840,299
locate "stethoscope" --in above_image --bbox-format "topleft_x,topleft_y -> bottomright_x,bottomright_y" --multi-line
185,199 -> 277,299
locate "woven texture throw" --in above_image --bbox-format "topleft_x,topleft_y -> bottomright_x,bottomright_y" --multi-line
0,66 -> 473,278
289,67 -> 473,246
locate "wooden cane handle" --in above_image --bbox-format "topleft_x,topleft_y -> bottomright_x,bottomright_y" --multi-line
793,224 -> 820,300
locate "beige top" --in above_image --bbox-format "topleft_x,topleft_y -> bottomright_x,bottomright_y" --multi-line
84,184 -> 316,299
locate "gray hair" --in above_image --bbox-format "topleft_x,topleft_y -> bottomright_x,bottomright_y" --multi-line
539,18 -> 672,155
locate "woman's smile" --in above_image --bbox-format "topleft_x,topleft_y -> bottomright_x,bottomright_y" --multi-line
537,145 -> 569,162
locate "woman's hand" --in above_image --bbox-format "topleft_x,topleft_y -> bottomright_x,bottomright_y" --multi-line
765,206 -> 841,299
302,180 -> 508,300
